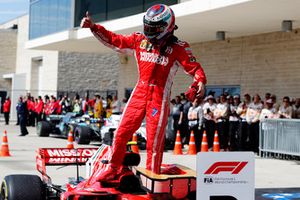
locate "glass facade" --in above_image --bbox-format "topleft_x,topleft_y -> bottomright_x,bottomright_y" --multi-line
30,0 -> 178,39
74,0 -> 178,27
29,0 -> 72,39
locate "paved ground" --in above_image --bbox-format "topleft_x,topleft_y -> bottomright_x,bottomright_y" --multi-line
0,123 -> 300,199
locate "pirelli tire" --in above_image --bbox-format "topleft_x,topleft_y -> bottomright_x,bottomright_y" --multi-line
74,126 -> 92,145
0,175 -> 44,200
36,121 -> 51,137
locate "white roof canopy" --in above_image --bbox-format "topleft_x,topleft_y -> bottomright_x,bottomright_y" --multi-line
26,0 -> 300,53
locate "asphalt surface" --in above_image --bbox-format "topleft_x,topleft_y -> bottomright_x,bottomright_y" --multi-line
0,122 -> 300,199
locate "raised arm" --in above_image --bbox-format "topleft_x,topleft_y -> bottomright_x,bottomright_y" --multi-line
81,11 -> 136,55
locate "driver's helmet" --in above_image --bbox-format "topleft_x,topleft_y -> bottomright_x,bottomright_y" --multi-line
143,4 -> 175,42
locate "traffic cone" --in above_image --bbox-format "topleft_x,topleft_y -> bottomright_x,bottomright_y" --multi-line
0,130 -> 11,157
67,130 -> 74,149
131,133 -> 139,153
187,131 -> 197,155
200,131 -> 208,152
173,131 -> 183,155
213,130 -> 220,152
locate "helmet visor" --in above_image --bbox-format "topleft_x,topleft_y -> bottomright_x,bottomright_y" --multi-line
143,18 -> 167,38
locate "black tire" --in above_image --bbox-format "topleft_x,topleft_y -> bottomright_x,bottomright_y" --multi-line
36,121 -> 51,137
103,131 -> 113,146
118,175 -> 142,193
1,175 -> 44,200
74,126 -> 91,144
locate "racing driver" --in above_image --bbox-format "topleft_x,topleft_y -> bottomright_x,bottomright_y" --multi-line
81,4 -> 207,181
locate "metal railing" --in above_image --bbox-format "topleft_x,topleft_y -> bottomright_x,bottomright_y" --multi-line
259,118 -> 300,158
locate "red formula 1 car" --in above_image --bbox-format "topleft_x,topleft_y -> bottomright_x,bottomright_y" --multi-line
0,145 -> 196,200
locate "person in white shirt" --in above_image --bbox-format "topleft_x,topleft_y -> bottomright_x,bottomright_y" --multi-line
214,94 -> 229,150
278,96 -> 293,119
188,98 -> 204,152
246,94 -> 263,153
236,93 -> 251,151
292,98 -> 300,119
112,95 -> 122,115
229,95 -> 241,151
203,95 -> 216,149
260,99 -> 276,121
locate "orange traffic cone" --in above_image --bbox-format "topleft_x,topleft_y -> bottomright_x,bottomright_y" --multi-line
200,131 -> 208,152
187,131 -> 197,155
213,130 -> 220,152
67,130 -> 74,149
173,131 -> 183,155
0,130 -> 11,157
131,133 -> 139,153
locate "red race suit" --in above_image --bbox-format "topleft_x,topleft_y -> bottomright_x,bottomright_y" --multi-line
91,24 -> 206,173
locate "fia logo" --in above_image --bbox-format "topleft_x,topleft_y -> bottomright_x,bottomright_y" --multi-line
204,177 -> 213,184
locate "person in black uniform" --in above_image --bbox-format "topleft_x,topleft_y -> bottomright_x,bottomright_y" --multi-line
16,96 -> 29,136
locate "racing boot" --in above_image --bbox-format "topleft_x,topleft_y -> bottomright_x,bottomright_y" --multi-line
96,163 -> 119,182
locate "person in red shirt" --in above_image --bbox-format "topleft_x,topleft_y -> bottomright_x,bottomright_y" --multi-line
43,95 -> 51,119
81,4 -> 206,181
35,96 -> 44,122
27,96 -> 36,127
3,96 -> 11,125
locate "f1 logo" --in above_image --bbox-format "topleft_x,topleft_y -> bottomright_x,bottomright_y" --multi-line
205,162 -> 248,174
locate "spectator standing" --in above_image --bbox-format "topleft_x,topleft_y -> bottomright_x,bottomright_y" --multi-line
271,94 -> 280,112
3,96 -> 11,125
228,95 -> 241,151
246,94 -> 263,153
106,95 -> 113,118
94,95 -> 103,119
236,93 -> 251,151
203,95 -> 216,149
82,96 -> 90,114
27,97 -> 35,126
180,93 -> 192,145
293,98 -> 300,119
264,92 -> 271,106
278,96 -> 293,119
35,96 -> 44,123
171,96 -> 183,146
112,96 -> 122,115
214,94 -> 230,150
17,96 -> 29,136
188,98 -> 204,152
260,99 -> 276,120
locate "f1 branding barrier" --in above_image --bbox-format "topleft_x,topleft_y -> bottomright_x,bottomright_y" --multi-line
259,119 -> 300,157
197,152 -> 255,200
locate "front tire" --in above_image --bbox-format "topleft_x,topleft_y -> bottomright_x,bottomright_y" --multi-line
36,121 -> 51,137
1,175 -> 44,200
74,126 -> 91,144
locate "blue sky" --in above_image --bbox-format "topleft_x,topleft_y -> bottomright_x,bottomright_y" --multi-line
0,0 -> 29,24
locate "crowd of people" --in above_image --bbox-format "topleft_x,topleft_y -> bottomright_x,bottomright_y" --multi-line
1,92 -> 299,151
1,93 -> 124,136
170,92 -> 300,154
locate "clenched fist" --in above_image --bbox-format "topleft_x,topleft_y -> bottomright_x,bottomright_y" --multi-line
80,11 -> 94,28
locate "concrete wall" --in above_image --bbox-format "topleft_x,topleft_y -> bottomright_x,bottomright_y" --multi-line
191,29 -> 300,99
57,52 -> 120,95
15,15 -> 59,98
118,29 -> 300,100
0,30 -> 17,93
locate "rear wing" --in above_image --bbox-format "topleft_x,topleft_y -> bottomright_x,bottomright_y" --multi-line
36,148 -> 98,183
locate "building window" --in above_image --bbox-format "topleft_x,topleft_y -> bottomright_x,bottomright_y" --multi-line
205,85 -> 240,97
29,0 -> 72,40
